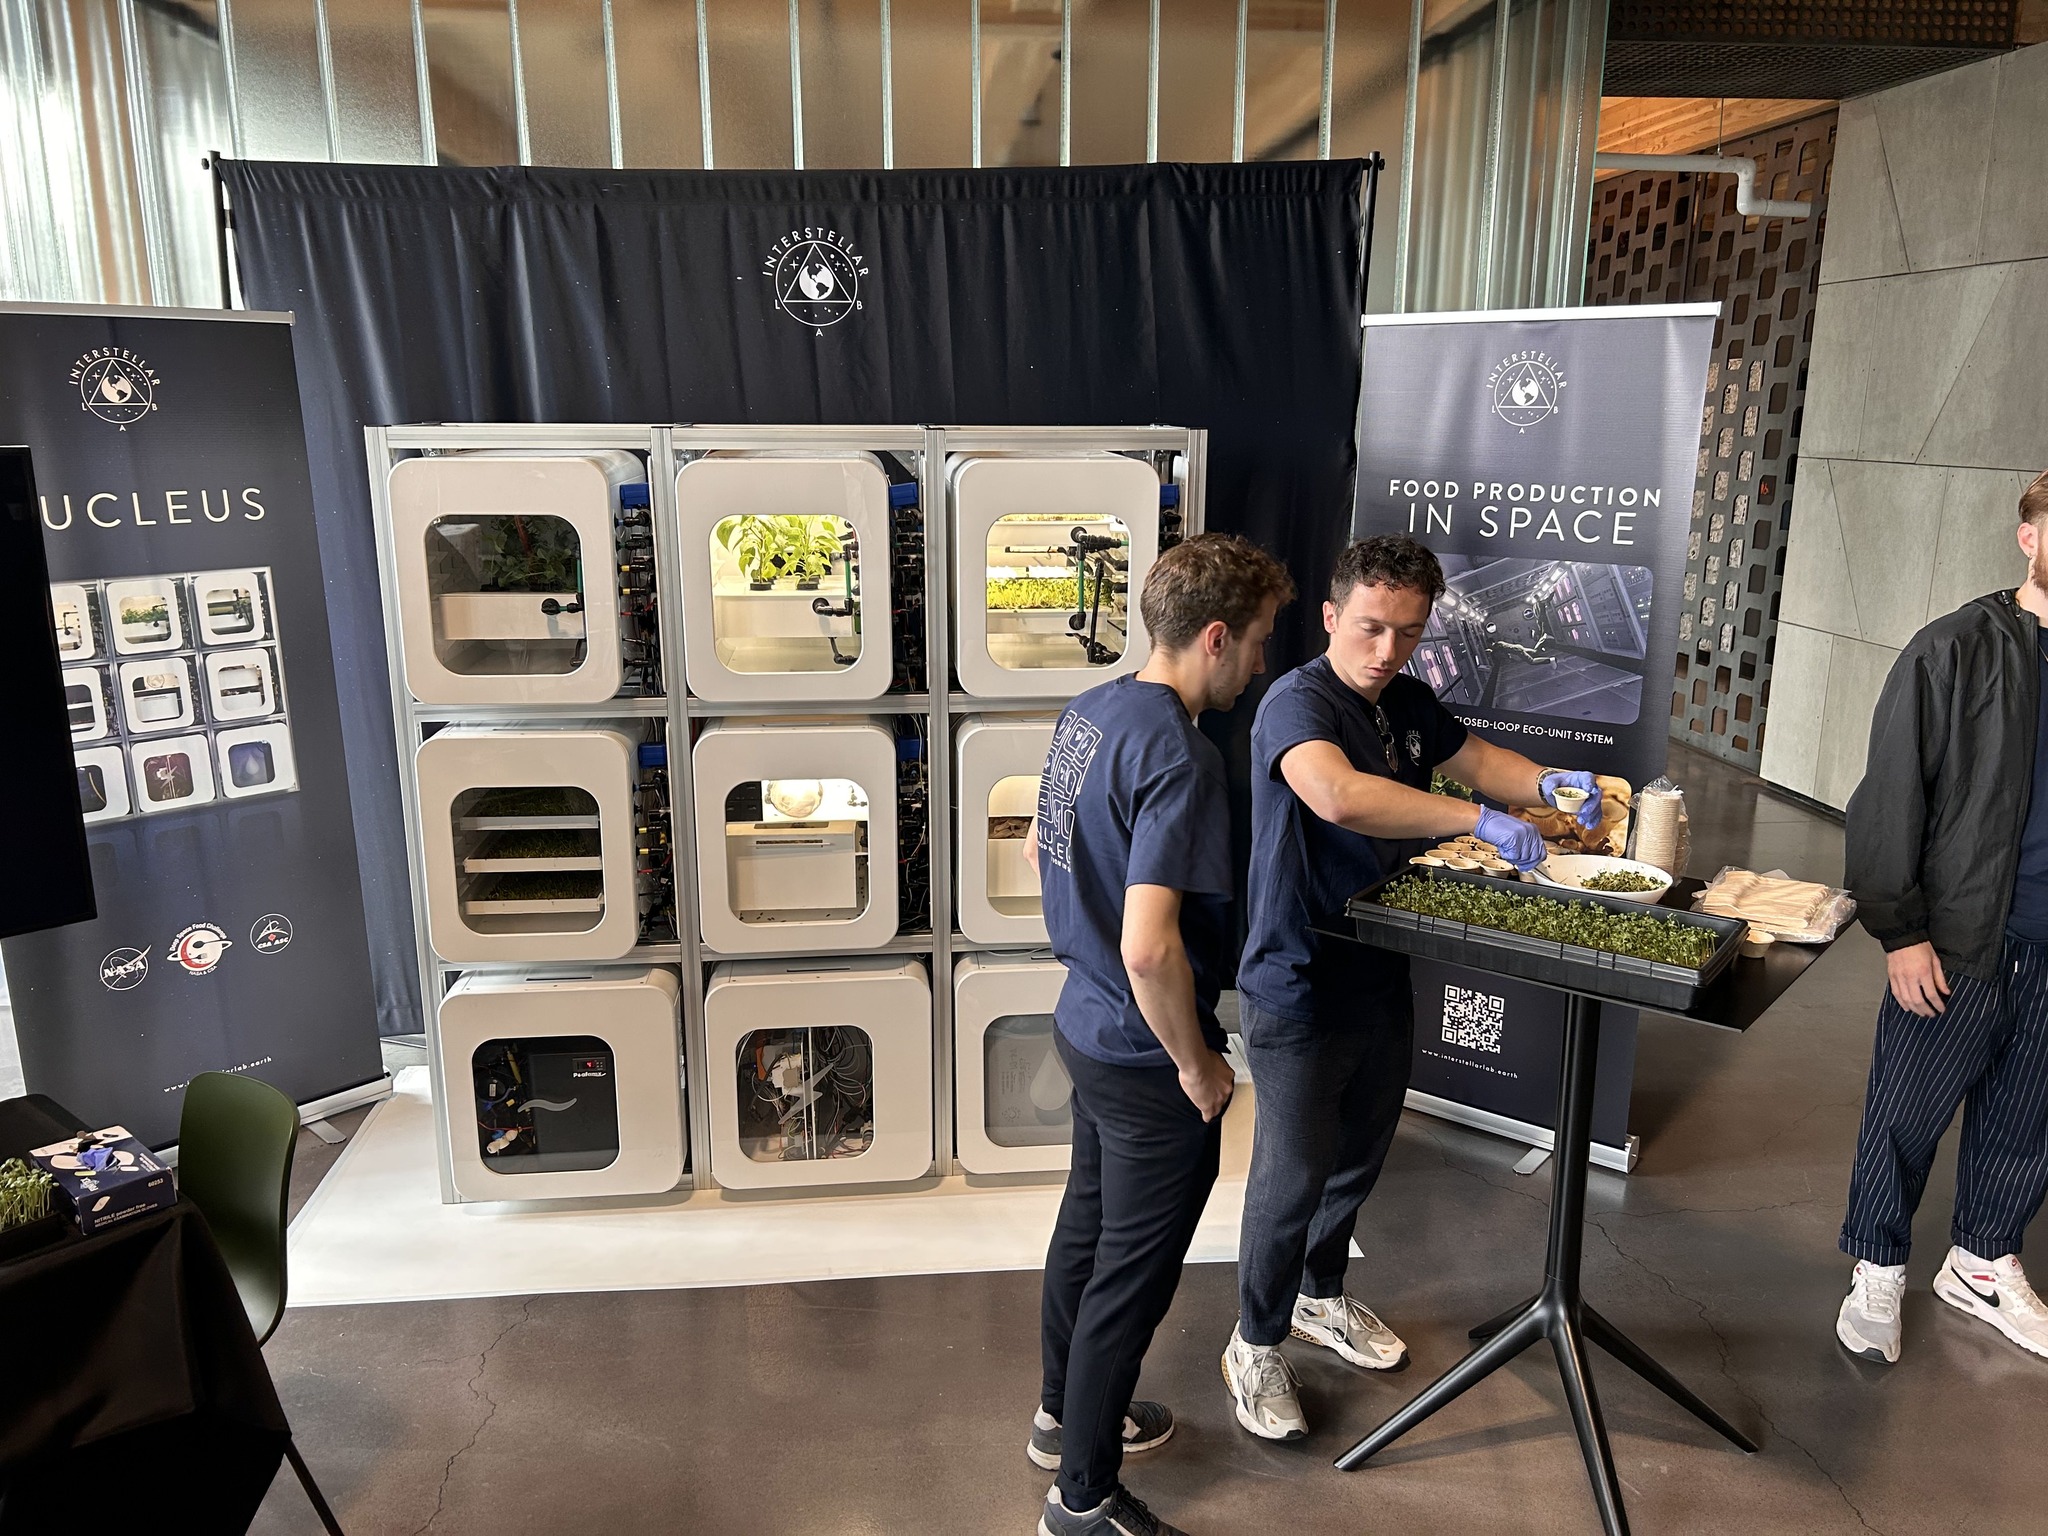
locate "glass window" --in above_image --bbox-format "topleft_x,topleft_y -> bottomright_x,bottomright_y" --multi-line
721,776 -> 871,925
985,772 -> 1042,917
736,1026 -> 874,1162
984,512 -> 1131,672
983,1013 -> 1071,1148
424,513 -> 589,677
707,513 -> 863,674
451,785 -> 605,936
472,1035 -> 621,1174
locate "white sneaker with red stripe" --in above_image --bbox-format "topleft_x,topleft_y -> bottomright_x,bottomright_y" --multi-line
1933,1247 -> 2048,1360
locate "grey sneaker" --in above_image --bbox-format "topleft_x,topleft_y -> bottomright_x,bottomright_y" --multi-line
1221,1325 -> 1307,1440
1836,1259 -> 1905,1364
1291,1293 -> 1409,1370
1039,1484 -> 1187,1536
1028,1401 -> 1175,1470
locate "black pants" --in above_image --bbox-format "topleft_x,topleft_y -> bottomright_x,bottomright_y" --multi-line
1040,1032 -> 1221,1510
1236,992 -> 1413,1346
1841,937 -> 2048,1265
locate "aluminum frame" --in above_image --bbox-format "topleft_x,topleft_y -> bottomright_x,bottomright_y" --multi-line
368,422 -> 1207,1206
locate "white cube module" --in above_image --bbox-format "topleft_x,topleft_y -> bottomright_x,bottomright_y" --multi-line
74,744 -> 131,823
951,453 -> 1164,699
415,726 -> 645,963
954,955 -> 1071,1175
705,956 -> 932,1190
693,719 -> 900,954
674,452 -> 894,702
955,714 -> 1054,945
437,967 -> 684,1201
388,451 -> 642,705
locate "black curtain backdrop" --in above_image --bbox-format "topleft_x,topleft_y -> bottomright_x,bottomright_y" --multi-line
221,160 -> 1368,1034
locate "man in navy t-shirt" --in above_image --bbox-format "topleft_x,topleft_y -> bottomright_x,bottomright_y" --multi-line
1032,534 -> 1296,1536
1221,536 -> 1604,1442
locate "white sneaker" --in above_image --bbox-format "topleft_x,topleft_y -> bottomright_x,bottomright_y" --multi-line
1221,1325 -> 1308,1441
1290,1293 -> 1409,1370
1933,1247 -> 2048,1360
1836,1260 -> 1905,1364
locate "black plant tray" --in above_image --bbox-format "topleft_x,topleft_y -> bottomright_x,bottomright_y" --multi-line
0,1212 -> 66,1264
1345,866 -> 1748,1012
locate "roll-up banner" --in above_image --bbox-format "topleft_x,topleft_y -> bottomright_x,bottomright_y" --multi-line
0,305 -> 386,1148
1354,304 -> 1719,1166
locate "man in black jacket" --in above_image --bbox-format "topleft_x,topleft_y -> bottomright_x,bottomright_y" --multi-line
1837,468 -> 2048,1366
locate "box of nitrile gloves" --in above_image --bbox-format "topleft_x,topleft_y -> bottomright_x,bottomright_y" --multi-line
29,1126 -> 176,1235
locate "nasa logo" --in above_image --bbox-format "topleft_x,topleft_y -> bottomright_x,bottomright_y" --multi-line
68,347 -> 160,429
99,946 -> 150,992
1486,349 -> 1566,433
170,921 -> 233,977
762,227 -> 869,334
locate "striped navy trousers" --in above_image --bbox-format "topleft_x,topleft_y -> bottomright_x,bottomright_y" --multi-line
1841,937 -> 2048,1266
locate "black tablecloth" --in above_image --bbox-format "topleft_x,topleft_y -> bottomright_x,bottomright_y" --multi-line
0,1094 -> 290,1532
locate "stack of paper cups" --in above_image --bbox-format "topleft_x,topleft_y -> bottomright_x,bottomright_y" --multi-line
1634,787 -> 1686,876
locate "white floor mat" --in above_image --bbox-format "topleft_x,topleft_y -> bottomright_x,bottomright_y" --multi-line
286,1066 -> 1330,1307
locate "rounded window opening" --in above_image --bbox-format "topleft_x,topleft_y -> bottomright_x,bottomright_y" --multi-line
721,777 -> 871,926
472,1035 -> 620,1174
424,513 -> 589,677
451,785 -> 605,936
986,772 -> 1042,918
707,513 -> 862,674
985,513 -> 1131,672
984,1013 -> 1072,1147
736,1025 -> 874,1163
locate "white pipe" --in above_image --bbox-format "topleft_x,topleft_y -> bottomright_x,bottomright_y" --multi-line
1594,153 -> 1812,220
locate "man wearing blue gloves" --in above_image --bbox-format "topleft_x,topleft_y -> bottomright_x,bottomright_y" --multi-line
1223,535 -> 1603,1440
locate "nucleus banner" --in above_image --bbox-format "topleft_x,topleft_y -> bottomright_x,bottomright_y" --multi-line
1354,304 -> 1718,1157
0,304 -> 384,1147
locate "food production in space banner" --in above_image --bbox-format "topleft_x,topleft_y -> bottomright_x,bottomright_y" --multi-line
1354,304 -> 1719,1157
0,305 -> 384,1147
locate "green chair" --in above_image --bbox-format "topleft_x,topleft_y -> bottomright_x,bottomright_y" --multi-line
178,1071 -> 346,1536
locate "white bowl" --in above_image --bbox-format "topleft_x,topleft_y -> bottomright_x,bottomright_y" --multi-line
1530,854 -> 1673,904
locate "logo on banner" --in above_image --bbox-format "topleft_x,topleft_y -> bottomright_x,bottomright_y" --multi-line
69,348 -> 160,428
762,227 -> 868,333
1443,984 -> 1505,1053
99,947 -> 150,992
171,922 -> 233,977
250,913 -> 294,955
1486,350 -> 1565,432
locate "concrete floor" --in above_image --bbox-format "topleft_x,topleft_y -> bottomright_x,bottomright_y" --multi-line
252,745 -> 2048,1535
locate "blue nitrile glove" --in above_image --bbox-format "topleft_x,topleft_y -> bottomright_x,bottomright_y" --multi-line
1538,769 -> 1603,830
1475,806 -> 1546,870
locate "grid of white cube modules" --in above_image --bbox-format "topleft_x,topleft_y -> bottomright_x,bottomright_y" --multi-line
54,567 -> 298,824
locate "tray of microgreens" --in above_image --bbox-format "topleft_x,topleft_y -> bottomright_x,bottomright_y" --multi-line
1346,866 -> 1747,1011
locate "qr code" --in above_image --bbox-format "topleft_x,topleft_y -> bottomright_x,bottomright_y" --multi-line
1443,985 -> 1505,1053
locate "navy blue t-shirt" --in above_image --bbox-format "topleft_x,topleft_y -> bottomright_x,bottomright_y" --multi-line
2007,653 -> 2048,942
1035,676 -> 1235,1067
1237,656 -> 1468,1027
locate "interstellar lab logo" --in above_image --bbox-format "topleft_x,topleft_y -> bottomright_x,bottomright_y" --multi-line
1406,730 -> 1424,766
171,921 -> 233,977
763,227 -> 868,333
100,946 -> 150,992
69,347 -> 160,428
1486,350 -> 1565,432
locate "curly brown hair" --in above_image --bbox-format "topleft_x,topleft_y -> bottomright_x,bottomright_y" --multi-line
1329,535 -> 1446,607
1139,533 -> 1297,651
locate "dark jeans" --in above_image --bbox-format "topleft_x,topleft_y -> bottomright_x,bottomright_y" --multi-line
1236,992 -> 1413,1347
1841,937 -> 2048,1265
1040,1032 -> 1221,1510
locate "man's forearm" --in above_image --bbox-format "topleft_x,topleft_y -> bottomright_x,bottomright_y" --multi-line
1128,947 -> 1213,1073
1326,774 -> 1486,840
1453,738 -> 1548,808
